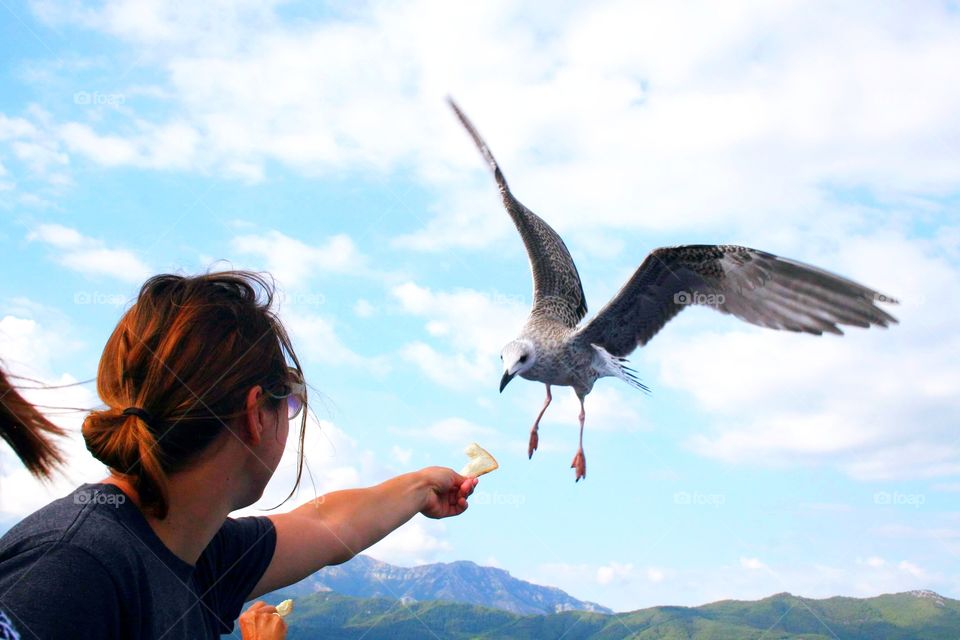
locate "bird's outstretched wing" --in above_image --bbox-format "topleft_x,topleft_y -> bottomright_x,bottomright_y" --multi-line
448,98 -> 587,328
575,244 -> 898,357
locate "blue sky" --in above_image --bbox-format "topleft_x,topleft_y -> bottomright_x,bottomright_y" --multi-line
1,0 -> 959,613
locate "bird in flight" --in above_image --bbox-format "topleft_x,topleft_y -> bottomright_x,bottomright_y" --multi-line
447,98 -> 898,482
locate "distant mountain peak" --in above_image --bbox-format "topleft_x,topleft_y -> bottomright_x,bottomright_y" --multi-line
271,554 -> 612,615
910,589 -> 946,606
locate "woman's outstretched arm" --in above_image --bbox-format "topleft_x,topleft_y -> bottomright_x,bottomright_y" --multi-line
247,467 -> 477,600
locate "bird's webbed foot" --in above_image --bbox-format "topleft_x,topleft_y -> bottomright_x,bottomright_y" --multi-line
571,448 -> 586,482
528,427 -> 539,459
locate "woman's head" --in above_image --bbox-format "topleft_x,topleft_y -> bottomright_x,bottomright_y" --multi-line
81,271 -> 307,519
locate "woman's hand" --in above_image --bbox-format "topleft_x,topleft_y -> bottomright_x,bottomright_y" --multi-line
239,601 -> 287,640
418,466 -> 478,519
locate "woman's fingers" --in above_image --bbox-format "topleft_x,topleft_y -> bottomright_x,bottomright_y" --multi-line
239,601 -> 287,639
465,477 -> 478,495
421,467 -> 477,518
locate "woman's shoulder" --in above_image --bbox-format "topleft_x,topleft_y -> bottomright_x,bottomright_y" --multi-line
195,516 -> 276,588
198,514 -> 276,572
0,483 -> 141,567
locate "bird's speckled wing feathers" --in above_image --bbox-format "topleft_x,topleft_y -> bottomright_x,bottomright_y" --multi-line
575,244 -> 898,357
448,99 -> 587,328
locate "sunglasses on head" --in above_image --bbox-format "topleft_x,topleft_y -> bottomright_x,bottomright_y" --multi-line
267,367 -> 306,420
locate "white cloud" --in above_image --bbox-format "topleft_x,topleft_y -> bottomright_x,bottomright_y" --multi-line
0,110 -> 72,198
391,186 -> 510,252
61,248 -> 150,282
19,0 -> 959,250
596,562 -> 634,585
391,281 -> 528,390
27,223 -> 151,283
898,560 -> 926,579
874,523 -> 960,559
31,0 -> 285,52
231,230 -> 365,288
740,557 -> 769,571
0,313 -> 83,376
390,445 -> 412,466
0,161 -> 11,193
398,341 -> 491,391
282,310 -> 388,374
28,223 -> 85,248
392,417 -> 496,445
365,518 -> 452,566
354,299 -> 375,318
59,122 -> 144,168
0,113 -> 39,140
11,139 -> 68,174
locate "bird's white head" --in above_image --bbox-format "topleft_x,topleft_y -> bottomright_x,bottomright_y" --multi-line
499,339 -> 536,393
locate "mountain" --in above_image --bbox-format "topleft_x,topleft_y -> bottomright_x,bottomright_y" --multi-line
263,589 -> 960,640
264,554 -> 610,615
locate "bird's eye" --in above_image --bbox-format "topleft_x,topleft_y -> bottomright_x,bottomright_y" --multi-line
519,355 -> 528,363
500,354 -> 503,360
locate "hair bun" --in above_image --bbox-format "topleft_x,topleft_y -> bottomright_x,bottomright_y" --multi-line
81,409 -> 144,473
82,407 -> 168,513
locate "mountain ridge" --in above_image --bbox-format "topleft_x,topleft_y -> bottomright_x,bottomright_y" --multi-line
266,553 -> 611,615
264,588 -> 960,639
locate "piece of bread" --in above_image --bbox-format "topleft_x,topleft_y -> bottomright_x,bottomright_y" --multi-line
275,599 -> 294,617
460,442 -> 499,477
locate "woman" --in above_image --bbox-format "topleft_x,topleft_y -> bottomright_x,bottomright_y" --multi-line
0,272 -> 477,639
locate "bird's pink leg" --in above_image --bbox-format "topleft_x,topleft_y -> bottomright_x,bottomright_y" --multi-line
528,385 -> 551,459
571,398 -> 586,481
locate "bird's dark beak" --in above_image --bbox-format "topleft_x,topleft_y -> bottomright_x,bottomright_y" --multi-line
499,370 -> 515,393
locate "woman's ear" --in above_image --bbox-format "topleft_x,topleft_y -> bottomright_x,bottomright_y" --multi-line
243,385 -> 264,446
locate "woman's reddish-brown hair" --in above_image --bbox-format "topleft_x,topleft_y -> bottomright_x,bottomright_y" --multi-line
0,368 -> 68,479
81,271 -> 307,519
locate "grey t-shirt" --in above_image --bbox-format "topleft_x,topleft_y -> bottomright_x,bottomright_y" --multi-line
0,483 -> 276,639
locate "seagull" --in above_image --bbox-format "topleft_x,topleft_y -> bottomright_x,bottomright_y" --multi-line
447,98 -> 898,482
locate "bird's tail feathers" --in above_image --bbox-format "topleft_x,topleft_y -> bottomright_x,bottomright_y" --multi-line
618,361 -> 651,393
591,344 -> 650,393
